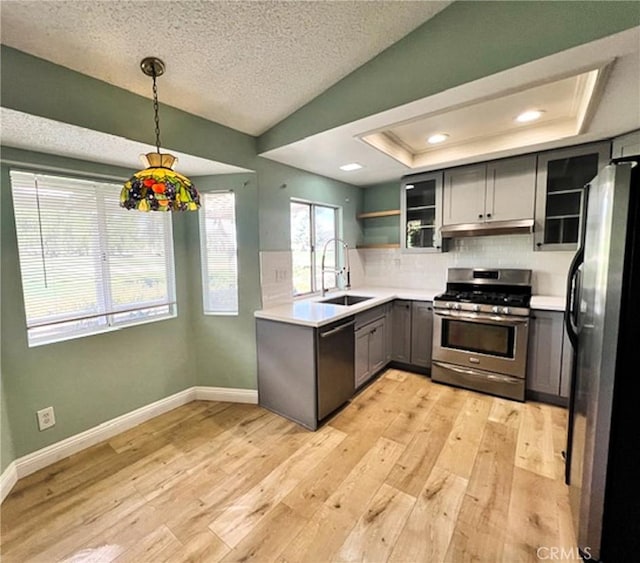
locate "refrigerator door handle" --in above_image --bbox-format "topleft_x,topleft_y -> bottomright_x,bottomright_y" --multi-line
565,246 -> 583,349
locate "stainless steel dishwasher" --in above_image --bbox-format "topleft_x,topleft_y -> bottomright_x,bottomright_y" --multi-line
316,316 -> 356,420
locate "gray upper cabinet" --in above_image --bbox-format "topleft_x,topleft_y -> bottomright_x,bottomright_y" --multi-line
443,155 -> 536,226
410,301 -> 433,368
486,155 -> 536,222
612,130 -> 640,159
400,171 -> 443,252
534,142 -> 610,251
443,164 -> 486,225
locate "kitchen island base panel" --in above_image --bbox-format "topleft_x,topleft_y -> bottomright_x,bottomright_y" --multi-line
257,319 -> 318,430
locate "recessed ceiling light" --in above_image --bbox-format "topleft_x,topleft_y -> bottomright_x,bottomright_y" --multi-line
339,163 -> 363,171
515,110 -> 545,123
427,133 -> 449,144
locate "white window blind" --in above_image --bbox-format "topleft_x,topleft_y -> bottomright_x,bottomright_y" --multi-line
10,170 -> 176,346
200,191 -> 238,314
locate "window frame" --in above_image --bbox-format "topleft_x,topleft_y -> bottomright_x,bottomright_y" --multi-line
10,168 -> 177,347
199,190 -> 239,316
290,198 -> 340,297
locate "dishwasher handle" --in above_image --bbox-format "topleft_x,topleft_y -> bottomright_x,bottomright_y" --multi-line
319,320 -> 356,338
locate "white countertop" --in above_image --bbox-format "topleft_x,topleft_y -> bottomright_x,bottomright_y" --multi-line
254,286 -> 440,328
255,286 -> 567,327
530,295 -> 566,311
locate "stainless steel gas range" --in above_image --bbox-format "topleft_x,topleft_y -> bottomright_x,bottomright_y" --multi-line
431,268 -> 532,401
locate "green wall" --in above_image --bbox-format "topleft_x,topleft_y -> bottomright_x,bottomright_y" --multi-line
0,149 -> 361,466
258,1 -> 640,152
256,160 -> 363,252
0,51 -> 363,467
0,46 -> 257,171
1,153 -> 198,459
1,379 -> 15,473
186,172 -> 261,390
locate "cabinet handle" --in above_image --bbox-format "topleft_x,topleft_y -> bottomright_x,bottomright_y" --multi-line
536,242 -> 542,247
487,213 -> 492,218
478,214 -> 483,219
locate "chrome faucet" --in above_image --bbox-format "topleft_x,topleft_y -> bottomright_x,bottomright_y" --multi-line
320,238 -> 351,296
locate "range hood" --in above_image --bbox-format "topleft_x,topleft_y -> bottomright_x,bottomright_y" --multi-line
440,218 -> 534,239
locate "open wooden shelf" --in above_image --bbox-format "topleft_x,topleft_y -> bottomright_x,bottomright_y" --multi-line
357,209 -> 401,219
356,243 -> 401,249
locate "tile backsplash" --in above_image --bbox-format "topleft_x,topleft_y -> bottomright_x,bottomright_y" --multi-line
259,249 -> 366,307
259,251 -> 293,308
359,234 -> 573,296
259,235 -> 572,308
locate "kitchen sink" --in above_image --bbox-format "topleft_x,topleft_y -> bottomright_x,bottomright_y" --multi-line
320,294 -> 374,306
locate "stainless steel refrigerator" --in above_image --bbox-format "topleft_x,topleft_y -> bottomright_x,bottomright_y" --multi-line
564,157 -> 639,561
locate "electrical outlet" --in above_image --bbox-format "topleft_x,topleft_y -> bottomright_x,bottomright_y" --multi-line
37,406 -> 56,431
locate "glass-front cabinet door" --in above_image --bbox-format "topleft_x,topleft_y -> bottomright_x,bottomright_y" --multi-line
400,171 -> 443,252
534,142 -> 610,250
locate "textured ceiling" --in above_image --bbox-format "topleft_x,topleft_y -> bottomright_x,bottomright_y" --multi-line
0,0 -> 450,136
0,108 -> 251,177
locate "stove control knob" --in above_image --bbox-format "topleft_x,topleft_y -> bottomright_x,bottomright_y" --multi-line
491,306 -> 499,313
472,304 -> 480,312
502,307 -> 510,315
453,303 -> 461,310
446,302 -> 453,309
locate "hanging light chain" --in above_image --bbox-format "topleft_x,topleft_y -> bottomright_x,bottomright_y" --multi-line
152,71 -> 161,154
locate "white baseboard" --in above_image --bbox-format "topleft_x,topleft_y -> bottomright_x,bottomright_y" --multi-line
0,462 -> 18,504
0,385 -> 257,503
194,386 -> 258,404
14,387 -> 196,480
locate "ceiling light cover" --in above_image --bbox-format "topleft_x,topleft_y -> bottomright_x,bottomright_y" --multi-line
121,57 -> 200,212
340,163 -> 363,171
427,133 -> 449,144
515,109 -> 544,123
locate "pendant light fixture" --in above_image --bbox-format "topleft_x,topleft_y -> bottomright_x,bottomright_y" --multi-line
120,57 -> 200,212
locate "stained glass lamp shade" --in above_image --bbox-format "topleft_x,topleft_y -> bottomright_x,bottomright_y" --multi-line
121,153 -> 200,211
120,57 -> 200,212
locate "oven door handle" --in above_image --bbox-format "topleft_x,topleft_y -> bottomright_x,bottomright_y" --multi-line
433,361 -> 522,384
433,310 -> 529,326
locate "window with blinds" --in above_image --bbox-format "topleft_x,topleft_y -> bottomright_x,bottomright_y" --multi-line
10,170 -> 177,346
199,191 -> 238,314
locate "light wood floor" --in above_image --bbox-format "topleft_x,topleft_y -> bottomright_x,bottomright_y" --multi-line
0,370 -> 579,562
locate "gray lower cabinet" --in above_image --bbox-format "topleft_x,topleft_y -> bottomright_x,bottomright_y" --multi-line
355,316 -> 386,388
391,299 -> 433,371
527,310 -> 571,404
391,300 -> 412,362
410,301 -> 433,367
